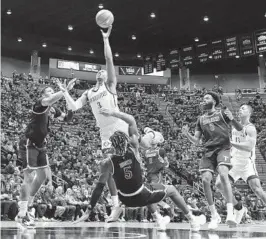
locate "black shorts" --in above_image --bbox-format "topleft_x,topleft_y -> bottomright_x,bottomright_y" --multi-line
118,185 -> 166,208
199,146 -> 232,173
19,138 -> 49,170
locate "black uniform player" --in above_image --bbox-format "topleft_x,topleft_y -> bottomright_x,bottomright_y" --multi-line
16,79 -> 75,228
182,91 -> 243,230
74,108 -> 202,231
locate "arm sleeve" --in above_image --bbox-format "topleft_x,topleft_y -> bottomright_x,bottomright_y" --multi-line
221,111 -> 231,124
33,98 -> 48,113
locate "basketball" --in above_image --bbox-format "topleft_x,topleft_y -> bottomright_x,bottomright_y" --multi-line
96,10 -> 114,28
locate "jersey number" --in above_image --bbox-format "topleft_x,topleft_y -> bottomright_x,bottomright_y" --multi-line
123,166 -> 133,180
97,102 -> 102,109
235,136 -> 241,143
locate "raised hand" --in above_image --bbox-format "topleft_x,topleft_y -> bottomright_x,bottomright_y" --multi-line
56,79 -> 67,92
224,108 -> 234,120
100,25 -> 112,39
67,78 -> 77,91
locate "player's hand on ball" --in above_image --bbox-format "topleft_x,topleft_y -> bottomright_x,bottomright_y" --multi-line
182,125 -> 189,136
224,108 -> 234,120
66,78 -> 77,91
99,108 -> 113,116
101,25 -> 112,39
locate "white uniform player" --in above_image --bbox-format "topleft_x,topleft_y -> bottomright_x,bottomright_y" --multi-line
215,104 -> 266,225
87,83 -> 128,150
230,123 -> 258,182
59,26 -> 127,223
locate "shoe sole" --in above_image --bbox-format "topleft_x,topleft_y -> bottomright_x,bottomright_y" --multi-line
106,209 -> 123,223
226,220 -> 237,228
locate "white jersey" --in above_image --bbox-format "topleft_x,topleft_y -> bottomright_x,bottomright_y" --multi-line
87,83 -> 123,128
231,123 -> 256,161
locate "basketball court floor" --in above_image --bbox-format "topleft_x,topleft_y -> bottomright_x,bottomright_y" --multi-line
1,221 -> 266,239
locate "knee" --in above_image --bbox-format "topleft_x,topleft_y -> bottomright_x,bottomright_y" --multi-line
166,185 -> 176,197
219,171 -> 229,182
202,176 -> 212,185
215,179 -> 222,190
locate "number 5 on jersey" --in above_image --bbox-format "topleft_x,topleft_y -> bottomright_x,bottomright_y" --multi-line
123,166 -> 133,179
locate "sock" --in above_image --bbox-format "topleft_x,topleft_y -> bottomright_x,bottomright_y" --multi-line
234,202 -> 243,211
227,203 -> 234,216
18,201 -> 28,217
209,204 -> 217,217
28,196 -> 34,208
111,195 -> 119,207
152,211 -> 162,221
185,211 -> 193,221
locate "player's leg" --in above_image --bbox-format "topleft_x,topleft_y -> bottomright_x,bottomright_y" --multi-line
149,183 -> 202,230
215,173 -> 245,224
28,167 -> 50,207
200,155 -> 221,229
17,168 -> 34,218
146,204 -> 171,230
248,177 -> 266,204
216,149 -> 236,225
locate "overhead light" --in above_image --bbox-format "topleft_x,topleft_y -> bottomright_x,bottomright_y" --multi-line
194,37 -> 199,42
264,12 -> 266,17
42,43 -> 47,48
6,9 -> 12,15
114,53 -> 119,57
209,55 -> 213,59
259,54 -> 263,57
131,35 -> 136,40
68,25 -> 73,31
137,54 -> 141,58
98,3 -> 104,9
235,55 -> 240,59
150,12 -> 156,18
138,78 -> 141,80
17,37 -> 22,42
89,49 -> 94,54
68,46 -> 72,51
203,16 -> 209,22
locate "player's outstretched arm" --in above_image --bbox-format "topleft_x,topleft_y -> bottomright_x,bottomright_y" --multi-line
99,108 -> 139,146
56,79 -> 87,111
42,78 -> 76,106
182,125 -> 202,145
231,126 -> 256,152
101,26 -> 117,93
223,108 -> 243,131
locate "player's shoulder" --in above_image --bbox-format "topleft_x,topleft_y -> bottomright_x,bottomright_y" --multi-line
246,123 -> 257,132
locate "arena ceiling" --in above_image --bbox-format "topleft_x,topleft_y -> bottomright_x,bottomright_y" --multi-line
2,0 -> 266,66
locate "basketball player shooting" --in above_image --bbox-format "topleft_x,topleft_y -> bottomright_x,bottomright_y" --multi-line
57,25 -> 128,222
73,108 -> 203,231
215,104 -> 266,224
16,78 -> 75,228
182,92 -> 243,230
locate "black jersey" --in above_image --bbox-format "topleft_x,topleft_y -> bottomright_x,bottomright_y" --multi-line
110,147 -> 143,195
24,98 -> 61,146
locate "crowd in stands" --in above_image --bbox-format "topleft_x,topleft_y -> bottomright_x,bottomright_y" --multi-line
1,73 -> 266,223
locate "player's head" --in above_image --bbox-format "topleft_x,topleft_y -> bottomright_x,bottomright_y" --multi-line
96,70 -> 107,83
202,92 -> 220,110
110,131 -> 129,156
239,104 -> 253,119
41,87 -> 54,97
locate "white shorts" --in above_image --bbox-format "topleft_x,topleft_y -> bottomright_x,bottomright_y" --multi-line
229,157 -> 258,183
100,120 -> 128,150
